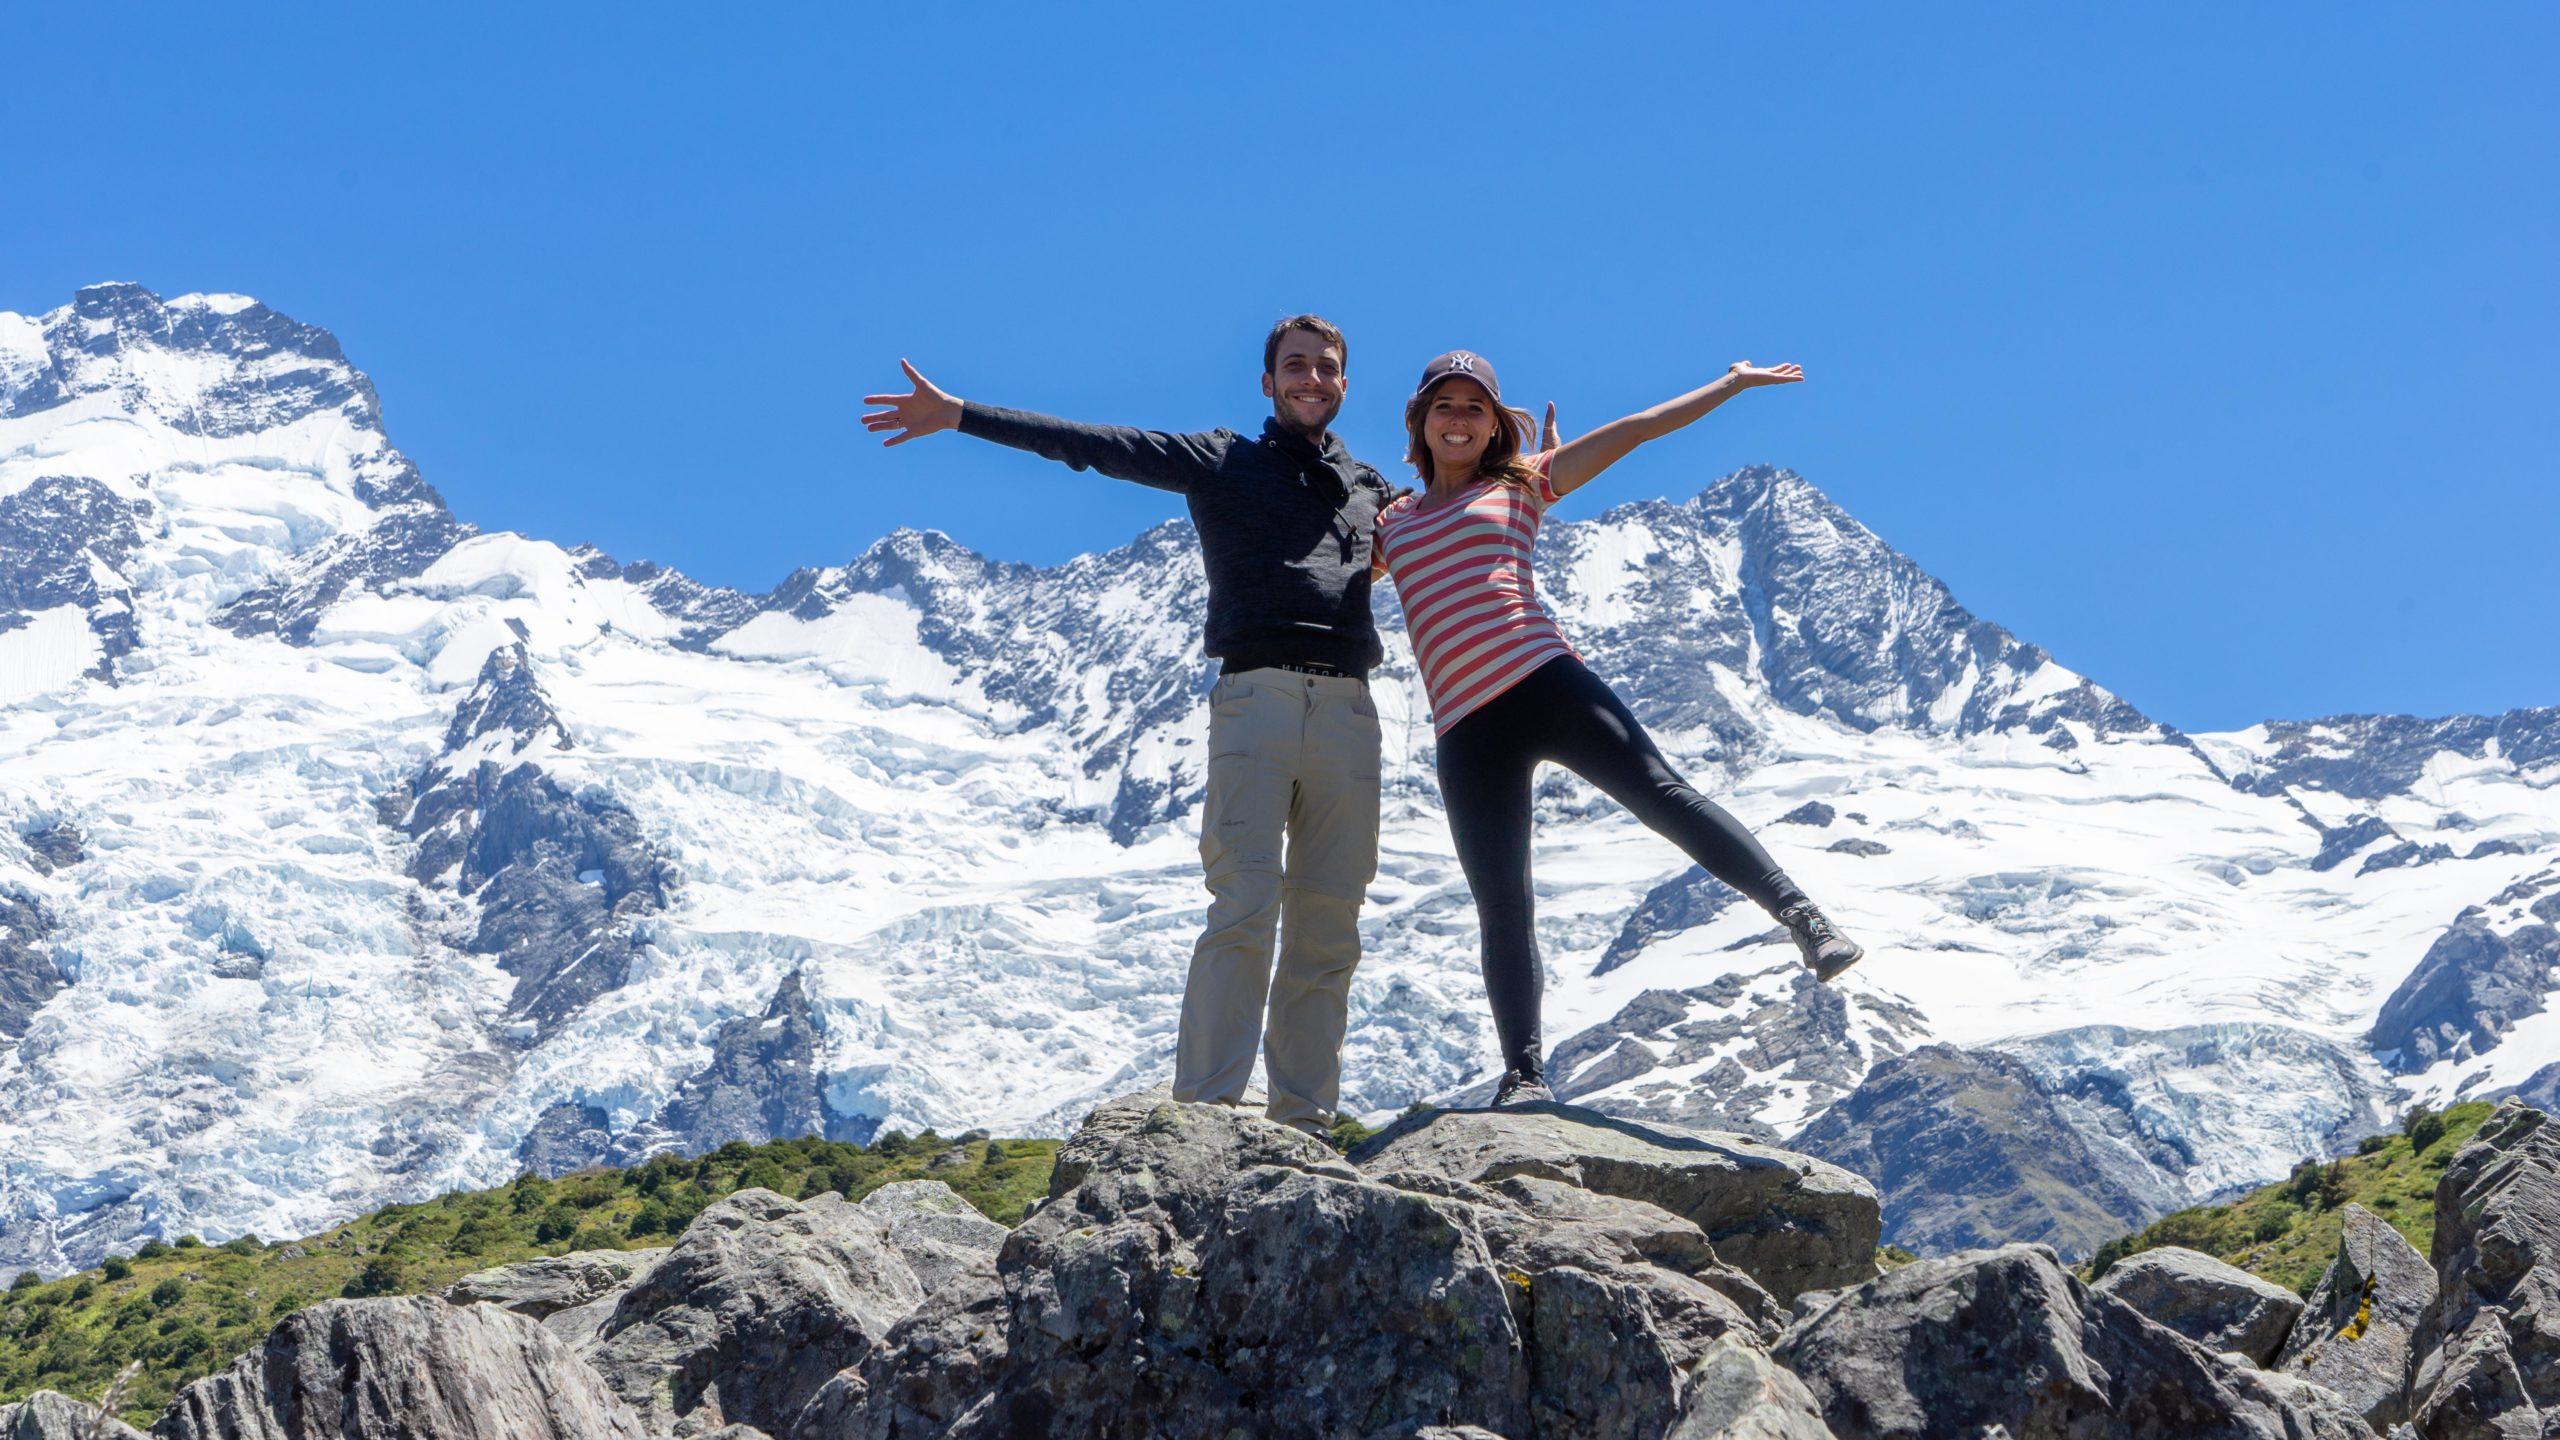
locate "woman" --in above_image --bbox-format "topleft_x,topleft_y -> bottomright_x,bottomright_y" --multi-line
1373,350 -> 1863,1106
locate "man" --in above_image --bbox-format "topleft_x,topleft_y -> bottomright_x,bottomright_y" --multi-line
860,317 -> 1391,1136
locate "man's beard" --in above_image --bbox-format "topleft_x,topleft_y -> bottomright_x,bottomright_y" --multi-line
1274,395 -> 1340,440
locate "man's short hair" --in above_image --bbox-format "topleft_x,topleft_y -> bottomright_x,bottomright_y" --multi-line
1264,314 -> 1347,376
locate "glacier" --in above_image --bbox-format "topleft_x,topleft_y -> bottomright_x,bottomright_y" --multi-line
2,281 -> 2556,1273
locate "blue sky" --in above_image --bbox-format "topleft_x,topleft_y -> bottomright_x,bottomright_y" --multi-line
6,7 -> 2552,732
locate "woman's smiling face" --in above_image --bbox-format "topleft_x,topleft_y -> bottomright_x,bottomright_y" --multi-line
1423,377 -> 1497,477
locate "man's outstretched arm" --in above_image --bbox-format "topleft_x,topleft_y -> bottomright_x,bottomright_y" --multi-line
862,360 -> 1223,495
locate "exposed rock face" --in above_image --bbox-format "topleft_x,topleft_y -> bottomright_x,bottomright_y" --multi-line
157,1295 -> 650,1439
1790,1045 -> 2162,1258
1536,966 -> 1928,1137
214,503 -> 470,645
1773,1243 -> 2355,1440
2313,814 -> 2403,872
1663,1334 -> 1833,1439
648,971 -> 837,1157
0,888 -> 64,1051
447,1247 -> 668,1320
1825,839 -> 1890,858
1352,1101 -> 1879,1304
2231,709 -> 2560,802
1595,868 -> 1744,976
0,473 -> 147,673
2407,1100 -> 2560,1439
586,1188 -> 924,1437
2370,870 -> 2560,1075
853,1181 -> 1006,1298
403,644 -> 676,1047
18,823 -> 85,876
0,1390 -> 149,1439
2276,1203 -> 2438,1428
2092,1245 -> 2305,1365
834,1092 -> 1817,1440
1774,802 -> 1836,828
836,1093 -> 1535,1440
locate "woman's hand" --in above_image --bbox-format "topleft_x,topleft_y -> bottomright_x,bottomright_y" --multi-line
861,360 -> 964,446
1540,401 -> 1565,451
1726,361 -> 1805,389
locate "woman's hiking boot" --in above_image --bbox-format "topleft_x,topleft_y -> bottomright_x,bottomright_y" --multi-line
1779,902 -> 1864,982
1492,1066 -> 1555,1108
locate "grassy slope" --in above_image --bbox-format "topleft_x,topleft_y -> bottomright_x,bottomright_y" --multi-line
2086,1100 -> 2496,1294
0,1131 -> 1062,1423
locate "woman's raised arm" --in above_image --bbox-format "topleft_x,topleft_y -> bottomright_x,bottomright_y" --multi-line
1546,362 -> 1803,498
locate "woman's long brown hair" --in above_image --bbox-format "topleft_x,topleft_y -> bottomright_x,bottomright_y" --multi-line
1404,378 -> 1543,489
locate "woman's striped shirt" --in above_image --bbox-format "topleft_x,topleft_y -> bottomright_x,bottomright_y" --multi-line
1372,451 -> 1579,735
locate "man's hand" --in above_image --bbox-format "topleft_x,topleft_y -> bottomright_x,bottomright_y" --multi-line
1726,361 -> 1806,389
861,361 -> 963,447
1540,401 -> 1565,451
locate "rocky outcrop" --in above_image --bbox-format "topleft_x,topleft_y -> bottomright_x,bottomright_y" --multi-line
1594,868 -> 1743,976
448,1247 -> 668,1320
586,1188 -> 925,1437
2230,708 -> 2560,803
401,645 -> 675,1046
648,971 -> 837,1157
0,473 -> 147,672
1,1390 -> 149,1438
19,823 -> 85,876
124,1093 -> 2560,1440
1663,1334 -> 1833,1439
831,1092 -> 1817,1440
1773,1243 -> 2359,1440
1533,966 -> 1927,1137
2276,1203 -> 2438,1428
2370,870 -> 2560,1075
1,888 -> 64,1051
2093,1245 -> 2305,1366
853,1181 -> 1006,1297
2407,1100 -> 2560,1439
157,1295 -> 650,1439
1790,1045 -> 2163,1258
1352,1101 -> 1879,1305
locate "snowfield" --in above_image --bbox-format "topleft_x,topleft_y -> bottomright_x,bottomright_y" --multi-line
2,282 -> 2553,1276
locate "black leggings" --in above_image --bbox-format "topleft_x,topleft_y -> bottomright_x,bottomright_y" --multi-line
1437,656 -> 1806,1075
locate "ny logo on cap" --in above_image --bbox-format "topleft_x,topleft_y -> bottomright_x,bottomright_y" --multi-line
1447,352 -> 1479,373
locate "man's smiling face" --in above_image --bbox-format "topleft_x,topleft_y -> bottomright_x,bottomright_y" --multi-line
1262,327 -> 1347,438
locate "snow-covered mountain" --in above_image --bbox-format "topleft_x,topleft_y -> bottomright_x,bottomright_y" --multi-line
4,283 -> 2555,1274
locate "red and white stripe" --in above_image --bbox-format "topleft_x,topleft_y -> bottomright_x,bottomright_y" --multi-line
1373,452 -> 1578,734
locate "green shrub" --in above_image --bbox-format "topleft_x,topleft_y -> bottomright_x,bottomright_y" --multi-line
101,1255 -> 133,1281
147,1278 -> 188,1307
343,1257 -> 406,1298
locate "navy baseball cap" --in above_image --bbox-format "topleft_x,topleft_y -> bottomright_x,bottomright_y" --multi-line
1412,350 -> 1503,403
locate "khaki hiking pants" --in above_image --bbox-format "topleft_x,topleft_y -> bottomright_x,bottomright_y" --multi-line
1173,668 -> 1381,1134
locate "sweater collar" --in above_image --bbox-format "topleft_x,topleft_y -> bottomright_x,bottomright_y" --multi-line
1261,416 -> 1351,469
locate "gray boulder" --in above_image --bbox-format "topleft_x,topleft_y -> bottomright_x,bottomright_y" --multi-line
2093,1245 -> 2306,1365
1664,1334 -> 1834,1438
2277,1203 -> 2437,1429
588,1187 -> 924,1437
834,1092 -> 1534,1440
1772,1243 -> 2359,1439
2,1391 -> 148,1439
2407,1099 -> 2560,1440
853,1180 -> 1006,1297
832,1090 -> 1797,1440
1353,1101 -> 1880,1303
446,1246 -> 667,1319
156,1295 -> 649,1439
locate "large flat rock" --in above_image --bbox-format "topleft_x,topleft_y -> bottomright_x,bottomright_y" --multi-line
1353,1102 -> 1880,1303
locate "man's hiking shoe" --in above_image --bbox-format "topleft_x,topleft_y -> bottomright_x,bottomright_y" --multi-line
1492,1068 -> 1555,1108
1779,902 -> 1864,982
